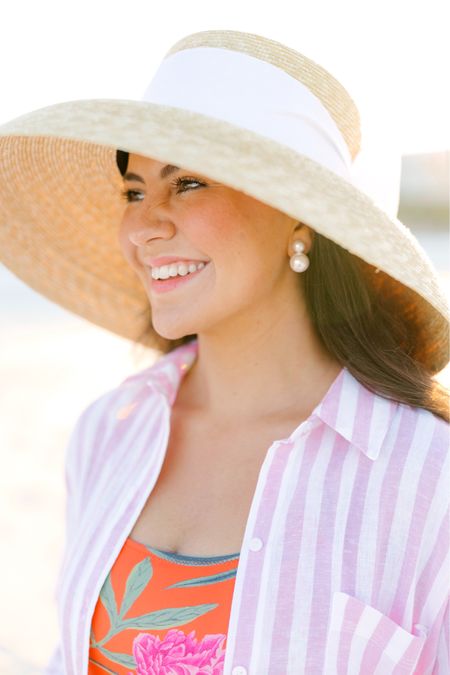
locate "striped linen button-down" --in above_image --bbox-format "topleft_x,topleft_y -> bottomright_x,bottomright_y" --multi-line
44,339 -> 449,674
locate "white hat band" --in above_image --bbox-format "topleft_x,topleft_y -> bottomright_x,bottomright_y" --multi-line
142,47 -> 353,182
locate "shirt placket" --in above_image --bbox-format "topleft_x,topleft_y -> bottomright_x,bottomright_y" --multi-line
223,437 -> 295,675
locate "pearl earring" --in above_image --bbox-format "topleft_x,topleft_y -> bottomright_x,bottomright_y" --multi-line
289,239 -> 310,273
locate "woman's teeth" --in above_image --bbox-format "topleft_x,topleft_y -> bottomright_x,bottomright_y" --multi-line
151,261 -> 206,280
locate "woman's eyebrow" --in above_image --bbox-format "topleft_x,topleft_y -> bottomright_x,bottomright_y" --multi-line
123,165 -> 180,183
160,164 -> 180,179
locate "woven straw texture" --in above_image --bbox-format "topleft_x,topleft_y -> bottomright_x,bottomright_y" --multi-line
0,29 -> 448,369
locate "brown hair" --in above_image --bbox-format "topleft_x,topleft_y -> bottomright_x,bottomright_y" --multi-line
303,233 -> 449,423
123,192 -> 449,424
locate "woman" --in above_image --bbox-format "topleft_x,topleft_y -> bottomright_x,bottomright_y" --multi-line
0,29 -> 448,675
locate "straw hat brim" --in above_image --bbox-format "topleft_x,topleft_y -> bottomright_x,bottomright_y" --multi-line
0,99 -> 448,369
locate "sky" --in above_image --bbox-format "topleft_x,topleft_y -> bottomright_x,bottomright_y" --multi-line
1,0 -> 449,154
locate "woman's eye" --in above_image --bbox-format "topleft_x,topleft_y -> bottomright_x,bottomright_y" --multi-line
120,177 -> 204,203
120,189 -> 144,203
172,176 -> 205,192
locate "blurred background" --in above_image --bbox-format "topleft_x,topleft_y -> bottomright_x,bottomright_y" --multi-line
0,0 -> 449,672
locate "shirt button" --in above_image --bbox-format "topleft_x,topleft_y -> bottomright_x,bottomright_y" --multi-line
232,667 -> 247,675
249,537 -> 263,551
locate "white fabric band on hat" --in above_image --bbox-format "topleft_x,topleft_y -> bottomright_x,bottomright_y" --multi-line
141,47 -> 354,182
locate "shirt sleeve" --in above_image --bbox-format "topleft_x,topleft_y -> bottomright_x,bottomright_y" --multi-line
42,397 -> 107,675
42,644 -> 63,675
432,597 -> 450,674
42,371 -> 154,673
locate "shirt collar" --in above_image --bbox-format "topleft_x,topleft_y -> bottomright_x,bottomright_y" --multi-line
312,365 -> 398,461
145,339 -> 398,462
145,339 -> 199,403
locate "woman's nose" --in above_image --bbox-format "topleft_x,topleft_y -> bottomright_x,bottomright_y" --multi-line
128,221 -> 174,247
126,207 -> 176,246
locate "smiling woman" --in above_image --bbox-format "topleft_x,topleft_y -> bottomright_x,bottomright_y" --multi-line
0,28 -> 448,675
115,149 -> 449,424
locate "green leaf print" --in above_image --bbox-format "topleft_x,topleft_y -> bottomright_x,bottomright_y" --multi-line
166,569 -> 237,589
97,602 -> 218,645
99,572 -> 119,628
119,556 -> 153,619
90,625 -> 99,648
96,645 -> 137,668
120,603 -> 219,630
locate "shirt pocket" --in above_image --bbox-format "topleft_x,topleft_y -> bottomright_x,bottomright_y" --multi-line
323,591 -> 427,674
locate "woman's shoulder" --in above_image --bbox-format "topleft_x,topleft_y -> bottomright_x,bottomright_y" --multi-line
71,341 -> 198,432
393,398 -> 449,448
388,398 -> 449,494
63,358 -> 170,485
77,358 -> 165,423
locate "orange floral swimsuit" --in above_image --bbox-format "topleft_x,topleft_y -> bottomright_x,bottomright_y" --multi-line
88,536 -> 240,674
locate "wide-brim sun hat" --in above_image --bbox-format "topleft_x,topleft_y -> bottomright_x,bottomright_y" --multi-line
0,29 -> 448,372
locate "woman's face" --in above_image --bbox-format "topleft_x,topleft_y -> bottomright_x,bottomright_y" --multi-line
118,152 -> 310,340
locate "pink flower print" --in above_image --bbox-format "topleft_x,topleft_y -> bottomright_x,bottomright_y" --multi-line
132,628 -> 226,674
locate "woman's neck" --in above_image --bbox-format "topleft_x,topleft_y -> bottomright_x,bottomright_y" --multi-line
176,304 -> 342,421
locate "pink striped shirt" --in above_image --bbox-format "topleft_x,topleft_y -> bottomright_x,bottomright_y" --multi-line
44,339 -> 449,674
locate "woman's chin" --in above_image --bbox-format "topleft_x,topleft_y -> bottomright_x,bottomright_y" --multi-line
152,321 -> 196,342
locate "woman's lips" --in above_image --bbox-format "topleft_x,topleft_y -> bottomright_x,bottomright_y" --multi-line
149,262 -> 210,294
